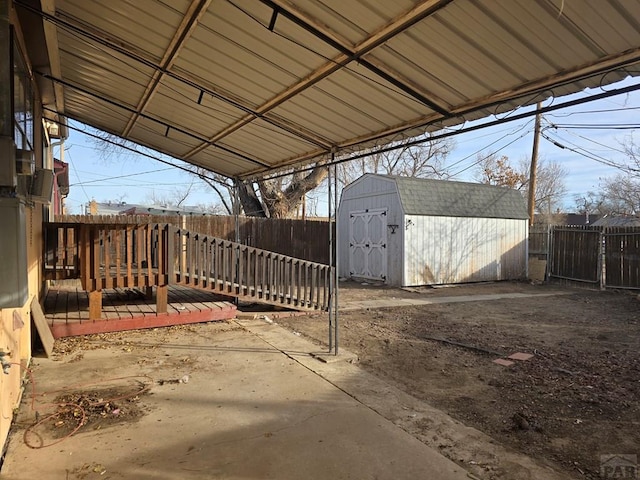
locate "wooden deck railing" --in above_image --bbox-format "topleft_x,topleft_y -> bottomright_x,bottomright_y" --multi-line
44,222 -> 331,318
171,229 -> 331,310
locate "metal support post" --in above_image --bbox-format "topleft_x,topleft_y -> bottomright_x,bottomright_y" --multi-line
327,160 -> 333,353
333,162 -> 339,355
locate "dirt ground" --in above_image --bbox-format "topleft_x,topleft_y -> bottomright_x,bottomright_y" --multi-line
277,281 -> 640,480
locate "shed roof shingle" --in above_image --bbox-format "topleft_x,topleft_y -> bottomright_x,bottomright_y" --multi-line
371,175 -> 528,220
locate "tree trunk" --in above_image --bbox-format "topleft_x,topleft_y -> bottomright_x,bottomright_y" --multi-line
236,180 -> 267,217
257,164 -> 327,218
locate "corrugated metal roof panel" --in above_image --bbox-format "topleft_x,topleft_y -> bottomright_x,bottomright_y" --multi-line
57,31 -> 153,108
189,146 -> 263,178
173,1 -> 337,108
144,79 -> 246,139
128,117 -> 202,158
219,119 -> 321,164
59,0 -> 189,62
63,91 -> 130,134
23,0 -> 640,179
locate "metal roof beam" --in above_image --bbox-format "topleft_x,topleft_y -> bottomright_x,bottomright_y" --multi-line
122,0 -> 212,137
14,0 -> 330,152
183,0 -> 453,161
36,71 -> 272,170
259,0 -> 452,115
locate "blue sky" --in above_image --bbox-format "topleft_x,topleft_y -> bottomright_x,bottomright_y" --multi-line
61,78 -> 640,215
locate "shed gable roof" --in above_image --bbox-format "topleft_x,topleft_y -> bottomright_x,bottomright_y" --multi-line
369,175 -> 528,219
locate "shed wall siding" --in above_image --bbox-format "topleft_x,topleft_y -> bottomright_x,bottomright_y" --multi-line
403,215 -> 527,286
337,177 -> 404,285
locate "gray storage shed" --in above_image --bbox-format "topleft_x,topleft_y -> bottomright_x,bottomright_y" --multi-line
338,174 -> 529,286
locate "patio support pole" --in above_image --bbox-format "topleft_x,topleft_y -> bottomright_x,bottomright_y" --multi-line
234,181 -> 240,305
233,180 -> 240,244
333,161 -> 339,355
327,160 -> 333,353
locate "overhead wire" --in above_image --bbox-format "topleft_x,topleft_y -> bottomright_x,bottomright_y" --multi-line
549,125 -> 630,156
547,105 -> 640,118
448,129 -> 532,178
68,167 -> 176,186
540,129 -> 636,173
62,120 -> 232,189
66,150 -> 91,202
445,120 -> 533,172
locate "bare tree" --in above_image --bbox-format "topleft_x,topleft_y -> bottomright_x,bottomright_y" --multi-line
337,137 -> 454,187
474,153 -> 568,219
581,175 -> 640,215
88,128 -> 329,217
518,156 -> 568,218
474,153 -> 527,189
144,182 -> 195,208
572,134 -> 640,216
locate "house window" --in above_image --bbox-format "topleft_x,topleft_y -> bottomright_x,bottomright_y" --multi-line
13,40 -> 34,154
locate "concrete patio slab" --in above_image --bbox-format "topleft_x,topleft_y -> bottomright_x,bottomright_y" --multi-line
1,320 -> 470,480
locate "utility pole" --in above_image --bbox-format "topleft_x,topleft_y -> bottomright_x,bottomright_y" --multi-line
528,102 -> 542,226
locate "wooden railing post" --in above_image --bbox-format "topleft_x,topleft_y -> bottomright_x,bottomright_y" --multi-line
156,224 -> 171,314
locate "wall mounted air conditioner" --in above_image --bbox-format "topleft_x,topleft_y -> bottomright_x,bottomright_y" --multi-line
16,149 -> 34,175
30,168 -> 54,204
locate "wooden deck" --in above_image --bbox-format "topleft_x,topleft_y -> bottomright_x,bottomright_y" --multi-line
44,283 -> 237,338
44,223 -> 331,320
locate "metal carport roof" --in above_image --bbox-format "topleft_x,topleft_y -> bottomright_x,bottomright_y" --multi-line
16,0 -> 640,179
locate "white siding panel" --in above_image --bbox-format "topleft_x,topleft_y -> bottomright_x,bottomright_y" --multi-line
404,216 -> 526,286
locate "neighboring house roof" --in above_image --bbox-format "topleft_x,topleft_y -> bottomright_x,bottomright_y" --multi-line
562,213 -> 602,226
591,215 -> 640,227
91,201 -> 208,216
359,174 -> 528,220
533,213 -> 602,226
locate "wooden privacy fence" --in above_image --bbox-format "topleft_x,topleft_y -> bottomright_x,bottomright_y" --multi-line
547,225 -> 640,289
528,224 -> 550,258
604,227 -> 640,289
55,214 -> 333,264
44,222 -> 332,319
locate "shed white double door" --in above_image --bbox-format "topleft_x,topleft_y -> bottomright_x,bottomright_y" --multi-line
348,208 -> 387,281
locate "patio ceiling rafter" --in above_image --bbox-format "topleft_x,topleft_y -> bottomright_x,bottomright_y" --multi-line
258,0 -> 452,114
121,0 -> 212,138
36,70 -> 272,170
14,0 -> 334,152
181,0 -> 453,162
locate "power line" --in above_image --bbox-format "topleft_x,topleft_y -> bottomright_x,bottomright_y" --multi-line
549,125 -> 629,156
448,131 -> 531,178
445,120 -> 533,171
540,130 -> 635,173
66,150 -> 91,203
547,105 -> 640,117
63,120 -> 232,188
69,167 -> 176,186
548,123 -> 640,130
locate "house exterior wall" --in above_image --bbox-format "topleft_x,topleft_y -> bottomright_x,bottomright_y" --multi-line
337,175 -> 404,285
0,2 -> 45,453
403,215 -> 527,286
